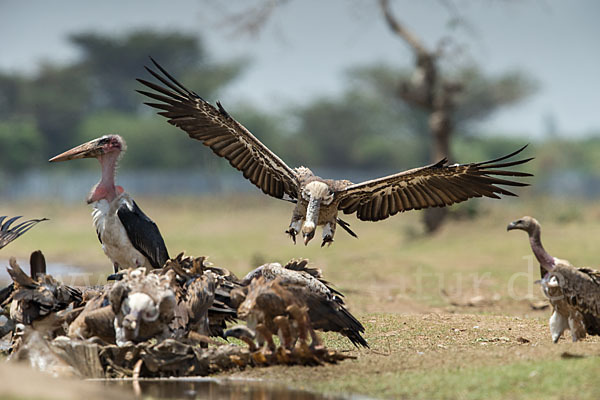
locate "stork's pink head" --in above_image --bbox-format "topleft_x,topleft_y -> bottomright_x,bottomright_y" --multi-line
49,134 -> 126,162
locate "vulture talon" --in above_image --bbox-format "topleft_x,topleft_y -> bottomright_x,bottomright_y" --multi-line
321,236 -> 333,248
285,228 -> 297,244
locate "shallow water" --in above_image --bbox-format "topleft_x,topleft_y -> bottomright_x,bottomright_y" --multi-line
0,260 -> 111,286
102,378 -> 371,400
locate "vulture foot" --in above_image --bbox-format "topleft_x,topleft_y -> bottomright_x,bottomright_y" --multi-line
321,236 -> 334,247
285,228 -> 297,244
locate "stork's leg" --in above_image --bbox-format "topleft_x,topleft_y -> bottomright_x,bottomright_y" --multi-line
107,263 -> 124,281
321,221 -> 336,247
549,310 -> 568,343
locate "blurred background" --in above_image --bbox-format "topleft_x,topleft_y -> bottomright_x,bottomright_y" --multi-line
2,0 -> 600,201
4,3 -> 600,397
1,0 -> 600,276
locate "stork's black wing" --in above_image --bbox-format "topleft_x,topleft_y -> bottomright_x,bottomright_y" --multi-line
117,200 -> 169,268
0,216 -> 48,250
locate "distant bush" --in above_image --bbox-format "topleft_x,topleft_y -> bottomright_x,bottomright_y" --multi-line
0,118 -> 44,173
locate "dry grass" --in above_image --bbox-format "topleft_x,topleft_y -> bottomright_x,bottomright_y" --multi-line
3,194 -> 600,399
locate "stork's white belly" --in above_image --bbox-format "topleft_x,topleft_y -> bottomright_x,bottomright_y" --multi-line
92,196 -> 152,271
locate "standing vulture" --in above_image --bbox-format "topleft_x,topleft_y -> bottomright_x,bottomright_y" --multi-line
507,216 -> 600,342
239,259 -> 368,347
49,135 -> 169,273
137,58 -> 533,246
0,216 -> 47,250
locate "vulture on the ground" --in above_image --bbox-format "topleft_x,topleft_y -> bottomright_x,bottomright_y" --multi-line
507,216 -> 600,342
2,253 -> 82,333
238,259 -> 368,347
231,276 -> 322,360
138,58 -> 532,246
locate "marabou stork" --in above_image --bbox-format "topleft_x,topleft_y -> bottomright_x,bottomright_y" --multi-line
138,58 -> 533,247
49,135 -> 169,274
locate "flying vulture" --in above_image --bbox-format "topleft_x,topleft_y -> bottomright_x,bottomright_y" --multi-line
508,216 -> 600,342
138,58 -> 533,246
0,216 -> 47,250
49,135 -> 170,273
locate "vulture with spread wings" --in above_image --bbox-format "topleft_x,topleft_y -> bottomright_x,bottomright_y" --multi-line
138,58 -> 533,246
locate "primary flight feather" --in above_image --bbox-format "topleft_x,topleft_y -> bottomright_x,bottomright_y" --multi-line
138,58 -> 533,246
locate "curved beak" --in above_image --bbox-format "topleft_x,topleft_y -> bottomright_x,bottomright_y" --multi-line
123,313 -> 141,338
506,221 -> 518,231
302,229 -> 315,246
49,138 -> 104,162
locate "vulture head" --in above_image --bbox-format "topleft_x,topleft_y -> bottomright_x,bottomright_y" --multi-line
507,216 -> 540,235
301,181 -> 334,245
110,268 -> 176,346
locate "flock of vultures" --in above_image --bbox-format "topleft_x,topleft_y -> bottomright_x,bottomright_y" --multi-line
1,58 -> 600,380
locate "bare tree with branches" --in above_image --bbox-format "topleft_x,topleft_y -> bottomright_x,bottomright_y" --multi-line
205,0 -> 537,233
379,0 -> 465,232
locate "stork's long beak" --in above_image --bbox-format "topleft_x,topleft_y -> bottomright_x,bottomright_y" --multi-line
49,137 -> 105,162
506,221 -> 518,231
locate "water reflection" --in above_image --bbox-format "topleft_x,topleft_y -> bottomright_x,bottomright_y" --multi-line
0,259 -> 79,283
106,378 -> 353,400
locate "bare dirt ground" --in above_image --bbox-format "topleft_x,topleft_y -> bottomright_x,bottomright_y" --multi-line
2,195 -> 600,399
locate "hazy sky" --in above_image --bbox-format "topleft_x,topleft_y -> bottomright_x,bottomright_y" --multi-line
1,0 -> 599,137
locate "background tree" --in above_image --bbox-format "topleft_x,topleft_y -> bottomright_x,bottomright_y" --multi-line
0,30 -> 247,169
378,0 -> 537,232
207,0 -> 538,232
70,30 -> 244,113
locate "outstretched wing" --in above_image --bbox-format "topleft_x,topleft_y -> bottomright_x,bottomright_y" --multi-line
137,58 -> 299,200
117,200 -> 170,269
0,216 -> 48,250
337,145 -> 533,222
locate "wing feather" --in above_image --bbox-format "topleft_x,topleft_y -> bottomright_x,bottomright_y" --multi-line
117,200 -> 170,269
137,58 -> 299,199
337,145 -> 532,221
0,216 -> 48,250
